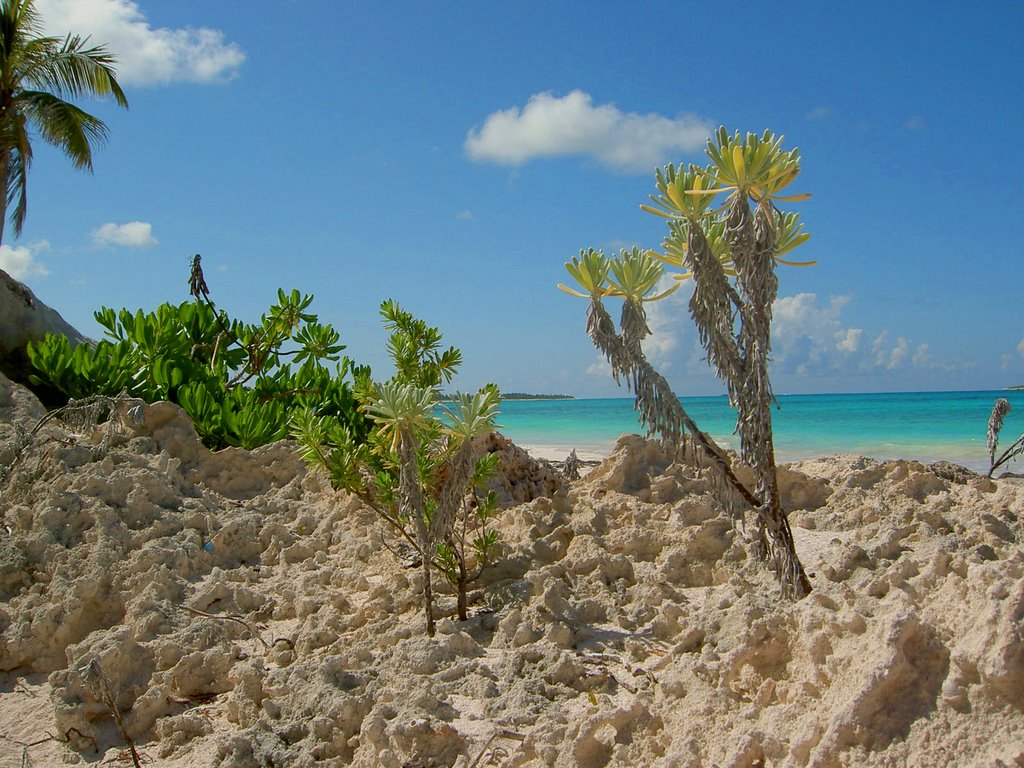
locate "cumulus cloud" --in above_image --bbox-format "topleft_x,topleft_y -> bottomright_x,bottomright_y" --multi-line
772,293 -> 866,375
37,0 -> 245,86
465,90 -> 712,172
642,275 -> 690,369
1018,338 -> 1024,357
92,220 -> 157,247
911,343 -> 932,367
641,290 -> 970,384
578,286 -> 978,394
0,241 -> 51,280
884,337 -> 910,369
835,328 -> 862,353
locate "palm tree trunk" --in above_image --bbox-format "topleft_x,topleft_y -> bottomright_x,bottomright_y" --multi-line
0,147 -> 10,248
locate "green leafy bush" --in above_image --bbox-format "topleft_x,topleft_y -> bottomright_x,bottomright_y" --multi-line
28,289 -> 368,450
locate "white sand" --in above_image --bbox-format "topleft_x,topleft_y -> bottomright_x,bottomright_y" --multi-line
2,374 -> 1023,767
518,444 -> 610,463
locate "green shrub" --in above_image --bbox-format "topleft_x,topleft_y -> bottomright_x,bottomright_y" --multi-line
28,288 -> 368,450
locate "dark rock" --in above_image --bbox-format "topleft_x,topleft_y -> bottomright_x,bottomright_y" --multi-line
0,268 -> 89,403
928,461 -> 978,485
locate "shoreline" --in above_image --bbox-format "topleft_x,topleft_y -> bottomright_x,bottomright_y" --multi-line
518,435 -> 1014,475
496,390 -> 1024,477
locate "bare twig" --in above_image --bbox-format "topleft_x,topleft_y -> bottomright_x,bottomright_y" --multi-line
80,660 -> 142,768
0,393 -> 144,489
465,729 -> 527,768
0,732 -> 60,768
60,727 -> 98,752
178,605 -> 270,650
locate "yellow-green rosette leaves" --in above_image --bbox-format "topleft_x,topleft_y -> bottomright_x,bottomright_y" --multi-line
750,144 -> 810,205
773,212 -> 815,266
656,219 -> 736,282
364,381 -> 436,453
642,163 -> 723,221
705,127 -> 804,203
440,386 -> 502,442
558,248 -> 612,299
606,247 -> 680,303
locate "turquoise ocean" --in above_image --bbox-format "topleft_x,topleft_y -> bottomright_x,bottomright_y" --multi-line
495,391 -> 1024,474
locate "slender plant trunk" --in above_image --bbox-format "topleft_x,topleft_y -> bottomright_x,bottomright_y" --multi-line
398,429 -> 434,636
456,558 -> 468,621
758,418 -> 811,597
586,297 -> 758,511
728,199 -> 810,598
415,513 -> 435,636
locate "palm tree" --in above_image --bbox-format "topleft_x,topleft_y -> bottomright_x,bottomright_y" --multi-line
0,0 -> 127,247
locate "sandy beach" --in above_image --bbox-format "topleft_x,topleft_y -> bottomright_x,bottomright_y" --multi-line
520,445 -> 609,464
2,372 -> 1023,767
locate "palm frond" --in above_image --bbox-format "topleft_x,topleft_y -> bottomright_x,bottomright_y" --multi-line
17,89 -> 107,167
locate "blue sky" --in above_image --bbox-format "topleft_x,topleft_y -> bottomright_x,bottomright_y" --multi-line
4,0 -> 1023,397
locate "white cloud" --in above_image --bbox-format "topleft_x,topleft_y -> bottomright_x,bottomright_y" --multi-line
885,337 -> 910,369
872,331 -> 909,369
465,90 -> 712,173
92,220 -> 157,247
0,241 -> 51,280
456,210 -> 474,221
835,328 -> 862,353
37,0 -> 245,86
805,106 -> 831,121
585,356 -> 611,378
642,274 -> 690,369
872,330 -> 890,355
911,343 -> 932,367
772,293 -> 862,374
1017,338 -> 1024,357
662,291 -> 970,380
581,289 -> 976,393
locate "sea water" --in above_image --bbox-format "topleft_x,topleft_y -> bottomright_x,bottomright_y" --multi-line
495,390 -> 1024,473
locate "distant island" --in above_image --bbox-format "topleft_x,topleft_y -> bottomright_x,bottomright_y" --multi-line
1007,385 -> 1024,391
501,393 -> 574,400
438,392 -> 574,401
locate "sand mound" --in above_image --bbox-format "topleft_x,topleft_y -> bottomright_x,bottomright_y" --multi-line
1,374 -> 1022,767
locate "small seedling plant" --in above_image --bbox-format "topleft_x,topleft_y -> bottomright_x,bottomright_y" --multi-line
294,300 -> 501,636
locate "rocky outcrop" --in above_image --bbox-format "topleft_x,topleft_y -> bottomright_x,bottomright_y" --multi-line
475,431 -> 565,504
0,267 -> 88,395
